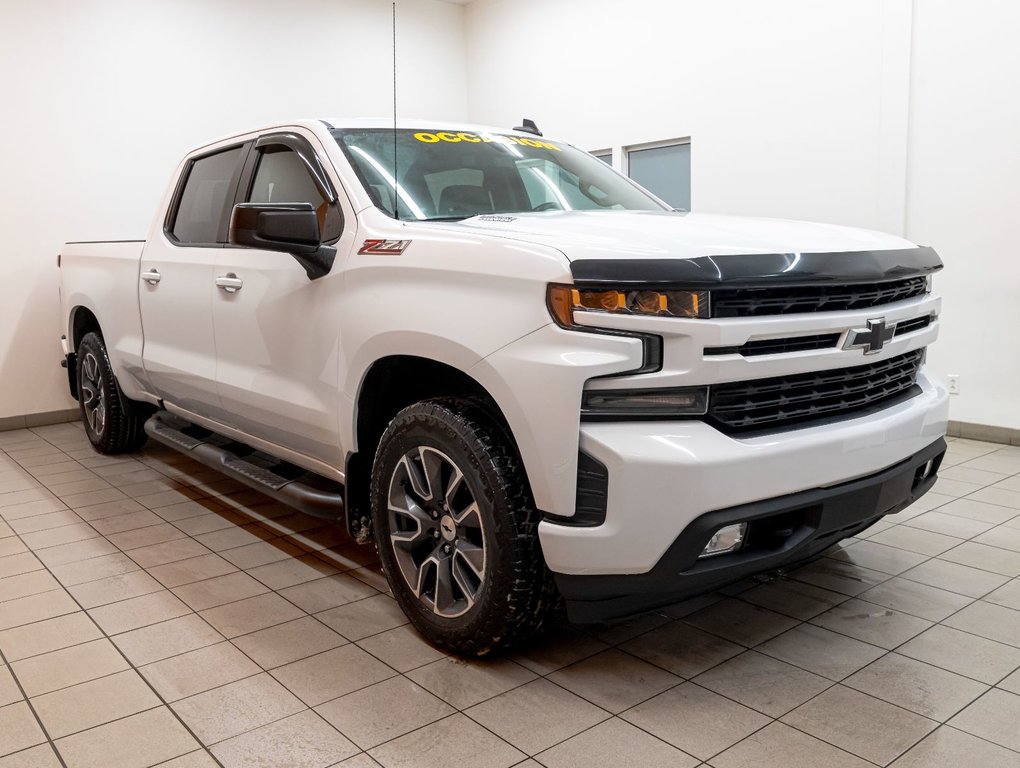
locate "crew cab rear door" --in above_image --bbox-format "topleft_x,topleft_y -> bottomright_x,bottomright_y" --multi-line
140,142 -> 250,420
211,131 -> 352,466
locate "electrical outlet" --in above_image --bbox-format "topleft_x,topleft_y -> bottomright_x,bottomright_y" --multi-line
947,374 -> 960,394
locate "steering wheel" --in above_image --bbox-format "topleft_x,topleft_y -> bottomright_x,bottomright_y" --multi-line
532,202 -> 561,212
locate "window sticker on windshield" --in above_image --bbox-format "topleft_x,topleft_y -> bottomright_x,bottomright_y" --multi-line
413,131 -> 561,151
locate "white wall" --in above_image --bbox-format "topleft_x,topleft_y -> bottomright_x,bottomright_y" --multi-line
905,0 -> 1020,429
465,0 -> 1019,430
0,0 -> 467,419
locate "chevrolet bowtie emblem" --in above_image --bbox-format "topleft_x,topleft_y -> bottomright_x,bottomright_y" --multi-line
844,318 -> 897,355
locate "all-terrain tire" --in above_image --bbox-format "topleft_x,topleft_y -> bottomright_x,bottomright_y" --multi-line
370,398 -> 557,656
76,332 -> 150,454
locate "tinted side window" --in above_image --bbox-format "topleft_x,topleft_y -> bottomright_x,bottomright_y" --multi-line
171,146 -> 244,244
249,148 -> 325,207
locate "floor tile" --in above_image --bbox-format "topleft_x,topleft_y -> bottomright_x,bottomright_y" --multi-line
278,573 -> 377,614
788,557 -> 890,596
467,678 -> 609,755
140,641 -> 261,702
0,612 -> 101,663
88,589 -> 190,634
356,625 -> 446,673
67,569 -> 164,609
199,592 -> 304,638
536,717 -> 697,768
859,576 -> 973,621
899,558 -> 1009,598
247,554 -> 339,591
547,648 -> 680,714
0,553 -> 43,580
781,685 -> 936,765
50,551 -> 140,587
315,595 -> 408,642
406,656 -> 537,710
106,522 -> 187,551
129,538 -> 213,569
368,713 -> 523,768
150,750 -> 220,768
738,577 -> 848,620
317,677 -> 454,749
0,590 -> 78,631
171,571 -> 268,611
683,598 -> 799,647
948,688 -> 1020,751
0,702 -> 46,757
619,621 -> 741,678
0,571 -> 60,603
693,650 -> 830,717
231,616 -> 346,669
829,540 -> 929,575
756,623 -> 886,680
53,706 -> 200,768
11,638 -> 128,697
0,667 -> 20,708
147,553 -> 238,588
969,486 -> 1020,511
211,709 -> 357,768
937,496 -> 1020,523
939,542 -> 1020,576
867,525 -> 962,556
904,510 -> 997,538
620,682 -> 769,761
11,511 -> 86,536
897,624 -> 1020,684
33,669 -> 160,738
0,744 -> 62,767
844,653 -> 988,721
942,601 -> 1020,647
509,628 -> 609,675
810,597 -> 932,649
711,721 -> 872,768
172,673 -> 305,745
974,524 -> 1020,553
889,725 -> 1020,768
88,509 -> 164,535
113,614 -> 224,666
998,667 -> 1020,694
272,644 -> 395,706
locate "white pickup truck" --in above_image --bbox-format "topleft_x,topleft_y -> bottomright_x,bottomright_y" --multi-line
59,118 -> 948,655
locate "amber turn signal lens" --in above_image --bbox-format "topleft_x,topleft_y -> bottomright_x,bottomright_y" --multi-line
547,284 -> 709,327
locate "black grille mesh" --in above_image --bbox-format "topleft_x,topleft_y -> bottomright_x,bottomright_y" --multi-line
712,277 -> 928,317
709,350 -> 924,432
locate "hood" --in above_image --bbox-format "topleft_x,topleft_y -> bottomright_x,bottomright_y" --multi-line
430,210 -> 915,262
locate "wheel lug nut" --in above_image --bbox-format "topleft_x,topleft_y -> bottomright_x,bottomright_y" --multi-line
431,530 -> 440,539
443,544 -> 451,554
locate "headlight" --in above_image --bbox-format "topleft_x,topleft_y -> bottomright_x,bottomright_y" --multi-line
582,386 -> 709,418
548,284 -> 710,327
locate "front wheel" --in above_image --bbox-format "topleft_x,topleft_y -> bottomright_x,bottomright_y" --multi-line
371,398 -> 556,656
76,332 -> 150,454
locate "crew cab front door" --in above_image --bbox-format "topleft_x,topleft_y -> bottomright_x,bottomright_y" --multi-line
140,143 -> 249,420
212,133 -> 350,467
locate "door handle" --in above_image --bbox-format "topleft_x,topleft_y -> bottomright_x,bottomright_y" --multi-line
141,269 -> 161,285
215,273 -> 243,293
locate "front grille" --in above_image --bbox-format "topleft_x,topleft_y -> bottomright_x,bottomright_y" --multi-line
709,349 -> 924,433
705,333 -> 841,358
711,276 -> 928,317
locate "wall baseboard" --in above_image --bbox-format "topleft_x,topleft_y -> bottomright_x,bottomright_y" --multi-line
0,409 -> 80,433
947,420 -> 1020,447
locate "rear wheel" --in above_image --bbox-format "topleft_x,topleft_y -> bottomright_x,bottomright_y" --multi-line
371,398 -> 556,656
76,332 -> 150,454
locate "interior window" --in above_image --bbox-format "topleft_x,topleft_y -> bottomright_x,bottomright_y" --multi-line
171,146 -> 244,244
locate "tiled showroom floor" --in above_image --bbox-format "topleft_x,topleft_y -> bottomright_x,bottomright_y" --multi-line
1,423 -> 1020,768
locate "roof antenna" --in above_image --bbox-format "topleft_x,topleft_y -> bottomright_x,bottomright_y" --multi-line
514,118 -> 543,137
392,1 -> 398,218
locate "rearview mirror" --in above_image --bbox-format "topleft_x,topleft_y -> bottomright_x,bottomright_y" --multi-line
229,202 -> 336,280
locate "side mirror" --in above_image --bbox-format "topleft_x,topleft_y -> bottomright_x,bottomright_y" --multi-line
229,202 -> 336,280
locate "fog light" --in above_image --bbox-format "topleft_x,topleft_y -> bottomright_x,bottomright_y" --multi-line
700,523 -> 747,558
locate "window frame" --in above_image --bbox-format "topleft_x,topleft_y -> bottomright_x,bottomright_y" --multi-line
623,137 -> 692,211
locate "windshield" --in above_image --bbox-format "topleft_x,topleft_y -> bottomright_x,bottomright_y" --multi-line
333,128 -> 668,221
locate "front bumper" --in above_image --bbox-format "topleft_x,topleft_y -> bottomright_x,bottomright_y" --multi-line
557,435 -> 946,623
